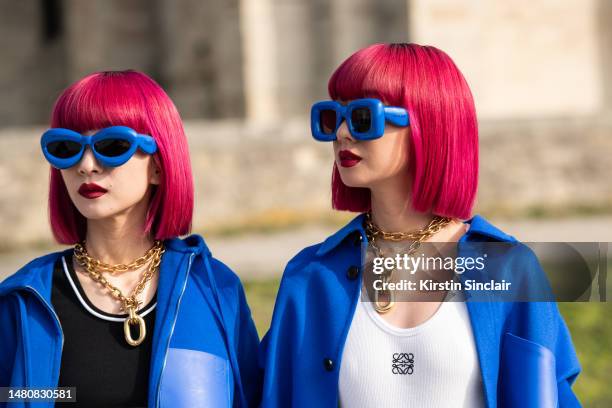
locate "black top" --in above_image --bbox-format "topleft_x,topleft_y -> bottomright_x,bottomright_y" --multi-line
50,252 -> 157,408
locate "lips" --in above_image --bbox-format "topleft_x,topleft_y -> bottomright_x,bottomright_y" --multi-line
338,150 -> 362,168
78,183 -> 108,199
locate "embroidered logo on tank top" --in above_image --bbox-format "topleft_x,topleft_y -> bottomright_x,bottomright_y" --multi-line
391,353 -> 414,375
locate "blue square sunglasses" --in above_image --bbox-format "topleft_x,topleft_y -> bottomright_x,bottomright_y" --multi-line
310,98 -> 409,141
41,126 -> 157,169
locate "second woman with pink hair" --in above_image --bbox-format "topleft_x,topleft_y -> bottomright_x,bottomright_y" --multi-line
260,43 -> 581,407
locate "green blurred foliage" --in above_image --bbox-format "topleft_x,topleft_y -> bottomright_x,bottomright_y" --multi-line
244,279 -> 611,406
558,303 -> 612,407
242,278 -> 280,336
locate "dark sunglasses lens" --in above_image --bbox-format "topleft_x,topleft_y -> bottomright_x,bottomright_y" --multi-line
351,107 -> 372,133
94,139 -> 131,157
319,110 -> 337,134
47,140 -> 82,159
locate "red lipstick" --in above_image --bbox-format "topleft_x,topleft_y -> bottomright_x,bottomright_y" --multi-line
338,150 -> 362,168
78,183 -> 107,199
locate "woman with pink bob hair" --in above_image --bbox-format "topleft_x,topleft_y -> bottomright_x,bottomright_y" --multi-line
260,43 -> 581,407
0,71 -> 261,407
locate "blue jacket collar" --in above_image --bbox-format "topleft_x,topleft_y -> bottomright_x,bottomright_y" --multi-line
316,214 -> 366,256
315,213 -> 516,257
164,234 -> 212,256
462,215 -> 516,242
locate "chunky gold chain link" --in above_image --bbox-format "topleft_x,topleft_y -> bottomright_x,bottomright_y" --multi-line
74,240 -> 162,275
365,213 -> 452,260
365,212 -> 452,242
73,240 -> 164,312
364,212 -> 453,313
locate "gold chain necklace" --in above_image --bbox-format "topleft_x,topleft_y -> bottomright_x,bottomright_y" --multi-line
364,212 -> 452,313
73,240 -> 165,346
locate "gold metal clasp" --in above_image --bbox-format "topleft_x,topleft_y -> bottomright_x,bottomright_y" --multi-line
124,307 -> 146,346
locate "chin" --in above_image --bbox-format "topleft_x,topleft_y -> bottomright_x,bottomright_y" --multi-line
72,198 -> 113,220
337,169 -> 374,189
75,207 -> 116,220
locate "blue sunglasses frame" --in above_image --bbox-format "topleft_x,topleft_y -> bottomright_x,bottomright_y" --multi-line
310,98 -> 409,141
41,126 -> 157,169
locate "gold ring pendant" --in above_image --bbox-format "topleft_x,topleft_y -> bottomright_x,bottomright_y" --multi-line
374,274 -> 395,313
124,307 -> 146,346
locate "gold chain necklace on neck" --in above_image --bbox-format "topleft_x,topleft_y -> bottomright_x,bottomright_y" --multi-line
73,240 -> 165,346
364,212 -> 452,314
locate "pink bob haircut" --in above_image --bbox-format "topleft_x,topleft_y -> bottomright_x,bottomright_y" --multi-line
329,43 -> 478,220
48,70 -> 194,244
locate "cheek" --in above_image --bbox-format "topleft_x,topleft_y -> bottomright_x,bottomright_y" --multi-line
369,132 -> 410,171
60,169 -> 79,191
111,158 -> 153,196
332,141 -> 340,155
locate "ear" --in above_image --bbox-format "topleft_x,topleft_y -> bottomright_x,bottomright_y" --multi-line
150,161 -> 161,185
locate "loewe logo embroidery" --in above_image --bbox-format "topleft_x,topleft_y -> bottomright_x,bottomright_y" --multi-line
392,353 -> 414,375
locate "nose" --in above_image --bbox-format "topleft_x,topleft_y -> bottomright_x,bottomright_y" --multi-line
76,147 -> 103,176
336,120 -> 355,144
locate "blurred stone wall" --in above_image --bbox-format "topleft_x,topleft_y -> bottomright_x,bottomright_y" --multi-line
0,0 -> 409,125
1,0 -> 610,123
0,1 -> 67,125
0,116 -> 610,250
1,0 -> 611,250
0,0 -> 245,125
410,0 -> 604,119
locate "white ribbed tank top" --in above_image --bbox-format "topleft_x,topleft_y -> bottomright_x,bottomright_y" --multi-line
338,299 -> 485,408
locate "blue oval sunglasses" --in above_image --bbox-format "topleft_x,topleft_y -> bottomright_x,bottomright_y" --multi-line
310,98 -> 409,141
41,126 -> 157,169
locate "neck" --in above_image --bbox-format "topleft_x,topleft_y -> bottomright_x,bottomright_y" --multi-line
369,175 -> 434,232
83,202 -> 154,265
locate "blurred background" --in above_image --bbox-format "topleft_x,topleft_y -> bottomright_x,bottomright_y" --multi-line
0,0 -> 611,405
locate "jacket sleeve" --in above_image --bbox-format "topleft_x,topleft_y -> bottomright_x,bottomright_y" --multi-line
519,245 -> 582,406
501,244 -> 582,407
523,245 -> 582,407
504,301 -> 582,407
0,294 -> 17,387
258,279 -> 298,408
234,282 -> 262,408
258,246 -> 319,408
